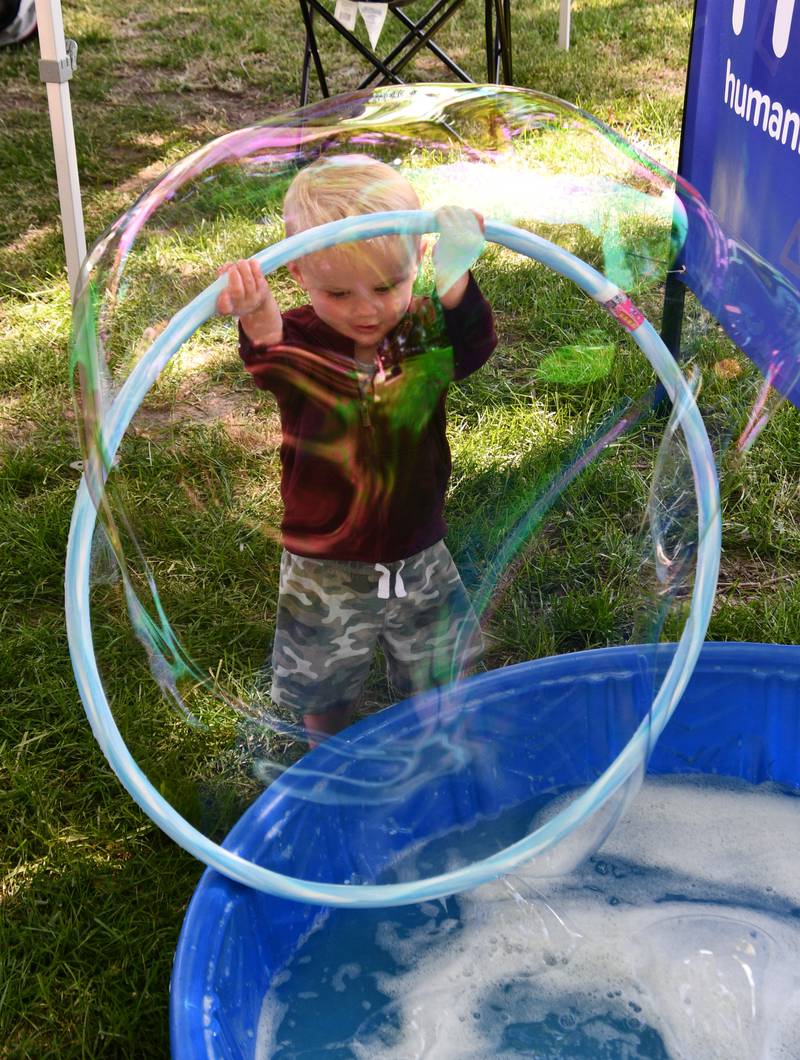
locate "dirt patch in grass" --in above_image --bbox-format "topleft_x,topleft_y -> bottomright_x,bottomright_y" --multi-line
100,73 -> 295,127
716,548 -> 798,604
0,81 -> 41,115
1,383 -> 279,454
173,90 -> 298,137
133,385 -> 280,452
1,224 -> 54,262
0,395 -> 38,450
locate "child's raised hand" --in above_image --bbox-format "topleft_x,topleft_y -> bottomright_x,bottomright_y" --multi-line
216,259 -> 282,345
216,259 -> 271,316
432,206 -> 485,306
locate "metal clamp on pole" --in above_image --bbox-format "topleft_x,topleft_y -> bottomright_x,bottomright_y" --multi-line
39,38 -> 77,83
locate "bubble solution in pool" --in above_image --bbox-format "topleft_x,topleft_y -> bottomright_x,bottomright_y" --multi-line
255,775 -> 800,1059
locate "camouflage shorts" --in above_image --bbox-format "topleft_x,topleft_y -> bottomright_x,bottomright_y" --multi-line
270,540 -> 483,716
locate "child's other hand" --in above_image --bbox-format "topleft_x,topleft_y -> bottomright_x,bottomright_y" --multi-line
216,259 -> 282,345
432,206 -> 485,305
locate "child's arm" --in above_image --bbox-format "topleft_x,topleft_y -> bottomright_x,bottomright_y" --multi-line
430,206 -> 496,379
432,206 -> 486,309
216,259 -> 282,346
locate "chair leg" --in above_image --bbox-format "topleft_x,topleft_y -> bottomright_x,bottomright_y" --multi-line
486,0 -> 512,84
497,0 -> 513,84
298,0 -> 505,102
495,14 -> 502,82
298,0 -> 329,105
484,0 -> 495,82
359,0 -> 467,89
384,0 -> 472,84
300,32 -> 313,105
303,0 -> 405,90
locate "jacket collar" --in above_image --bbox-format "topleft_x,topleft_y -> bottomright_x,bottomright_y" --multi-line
295,305 -> 356,357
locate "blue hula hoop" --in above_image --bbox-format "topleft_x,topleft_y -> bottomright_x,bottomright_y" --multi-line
65,211 -> 721,907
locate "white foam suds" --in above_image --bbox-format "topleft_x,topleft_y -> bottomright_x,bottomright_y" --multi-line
257,776 -> 800,1059
255,970 -> 289,1060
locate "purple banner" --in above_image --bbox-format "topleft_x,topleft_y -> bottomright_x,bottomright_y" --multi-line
679,0 -> 800,407
682,0 -> 800,285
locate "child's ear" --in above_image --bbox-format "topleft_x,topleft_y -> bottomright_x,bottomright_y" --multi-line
287,261 -> 305,286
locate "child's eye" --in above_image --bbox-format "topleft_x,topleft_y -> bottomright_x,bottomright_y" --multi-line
327,291 -> 348,299
375,283 -> 396,294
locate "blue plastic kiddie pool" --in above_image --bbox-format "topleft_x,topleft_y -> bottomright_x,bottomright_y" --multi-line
169,641 -> 800,1058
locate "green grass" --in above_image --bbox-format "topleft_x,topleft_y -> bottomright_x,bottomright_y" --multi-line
2,0 -> 799,1055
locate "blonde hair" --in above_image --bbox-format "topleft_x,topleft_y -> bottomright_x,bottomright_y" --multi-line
284,156 -> 420,269
284,155 -> 420,234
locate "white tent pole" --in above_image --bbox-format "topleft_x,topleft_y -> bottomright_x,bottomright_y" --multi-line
34,0 -> 86,299
558,0 -> 571,50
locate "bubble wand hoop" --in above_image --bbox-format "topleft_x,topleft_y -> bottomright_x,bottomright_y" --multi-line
66,212 -> 721,908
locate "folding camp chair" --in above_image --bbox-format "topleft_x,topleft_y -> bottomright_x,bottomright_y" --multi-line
298,0 -> 513,106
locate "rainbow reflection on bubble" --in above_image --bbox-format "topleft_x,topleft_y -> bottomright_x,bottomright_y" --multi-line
67,85 -> 798,906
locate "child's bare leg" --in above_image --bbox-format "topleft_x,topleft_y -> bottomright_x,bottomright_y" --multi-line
303,704 -> 352,748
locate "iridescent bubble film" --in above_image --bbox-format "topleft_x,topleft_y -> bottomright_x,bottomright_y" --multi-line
67,85 -> 799,905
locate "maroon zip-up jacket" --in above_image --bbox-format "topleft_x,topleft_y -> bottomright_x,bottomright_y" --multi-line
239,273 -> 497,562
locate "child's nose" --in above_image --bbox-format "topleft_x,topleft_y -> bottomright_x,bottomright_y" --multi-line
354,291 -> 381,315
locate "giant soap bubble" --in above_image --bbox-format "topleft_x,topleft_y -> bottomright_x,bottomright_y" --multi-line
67,85 -> 799,907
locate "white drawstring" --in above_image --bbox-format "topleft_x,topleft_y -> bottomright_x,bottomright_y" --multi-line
374,560 -> 407,599
375,563 -> 391,599
395,560 -> 407,598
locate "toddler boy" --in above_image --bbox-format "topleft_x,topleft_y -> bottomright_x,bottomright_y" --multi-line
217,155 -> 496,742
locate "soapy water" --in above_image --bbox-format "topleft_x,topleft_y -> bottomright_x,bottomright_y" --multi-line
256,775 -> 800,1059
66,84 -> 800,902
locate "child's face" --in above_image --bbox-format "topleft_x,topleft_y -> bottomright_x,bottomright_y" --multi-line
289,241 -> 420,348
